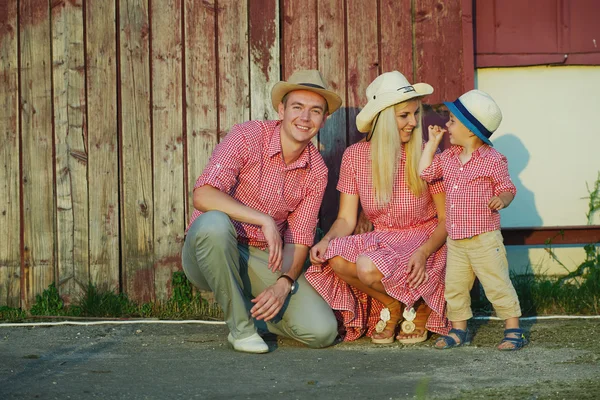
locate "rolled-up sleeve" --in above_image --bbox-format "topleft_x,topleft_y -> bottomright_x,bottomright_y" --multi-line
491,155 -> 517,197
194,124 -> 249,193
284,171 -> 328,247
420,153 -> 443,183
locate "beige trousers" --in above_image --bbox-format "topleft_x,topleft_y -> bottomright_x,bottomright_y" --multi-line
181,211 -> 338,348
445,230 -> 522,321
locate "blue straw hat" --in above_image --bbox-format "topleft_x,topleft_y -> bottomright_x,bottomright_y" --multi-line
443,90 -> 502,146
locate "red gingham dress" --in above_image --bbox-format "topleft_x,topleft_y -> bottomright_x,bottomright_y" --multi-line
305,142 -> 450,341
420,145 -> 517,240
186,120 -> 328,249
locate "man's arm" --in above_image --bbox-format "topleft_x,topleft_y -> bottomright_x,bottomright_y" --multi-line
250,243 -> 307,322
194,185 -> 283,271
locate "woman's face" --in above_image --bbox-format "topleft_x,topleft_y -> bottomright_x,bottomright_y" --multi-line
395,100 -> 420,143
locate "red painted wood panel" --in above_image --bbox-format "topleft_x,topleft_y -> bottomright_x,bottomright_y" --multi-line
281,0 -> 318,78
379,0 -> 413,76
184,0 -> 218,223
414,0 -> 465,104
346,0 -> 379,145
475,0 -> 600,67
248,0 -> 279,121
317,0 -> 347,231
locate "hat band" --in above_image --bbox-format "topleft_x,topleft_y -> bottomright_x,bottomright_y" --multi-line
453,99 -> 492,139
298,82 -> 326,90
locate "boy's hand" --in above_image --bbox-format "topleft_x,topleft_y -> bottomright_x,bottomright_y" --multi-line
428,125 -> 446,146
488,196 -> 506,211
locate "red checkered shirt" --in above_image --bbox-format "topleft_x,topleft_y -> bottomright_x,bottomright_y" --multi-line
421,144 -> 516,240
186,120 -> 328,249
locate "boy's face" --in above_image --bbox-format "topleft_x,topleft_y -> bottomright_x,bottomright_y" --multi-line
445,112 -> 473,146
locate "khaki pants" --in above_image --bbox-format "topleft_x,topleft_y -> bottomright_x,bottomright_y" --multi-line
181,211 -> 337,348
445,230 -> 522,321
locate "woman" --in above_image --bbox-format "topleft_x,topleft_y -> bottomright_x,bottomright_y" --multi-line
306,71 -> 449,343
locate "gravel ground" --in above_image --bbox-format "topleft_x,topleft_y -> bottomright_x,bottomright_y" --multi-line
1,318 -> 599,399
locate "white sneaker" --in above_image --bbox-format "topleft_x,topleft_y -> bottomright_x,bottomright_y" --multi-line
227,333 -> 269,354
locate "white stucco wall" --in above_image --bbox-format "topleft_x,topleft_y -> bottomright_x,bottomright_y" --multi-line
476,66 -> 600,275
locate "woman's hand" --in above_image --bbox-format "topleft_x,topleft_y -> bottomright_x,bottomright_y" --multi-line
309,238 -> 330,265
406,248 -> 429,288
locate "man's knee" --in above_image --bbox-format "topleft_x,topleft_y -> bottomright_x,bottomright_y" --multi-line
304,314 -> 338,348
188,211 -> 235,245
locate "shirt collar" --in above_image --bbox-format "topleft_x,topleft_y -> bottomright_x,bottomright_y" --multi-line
448,144 -> 492,158
268,123 -> 310,170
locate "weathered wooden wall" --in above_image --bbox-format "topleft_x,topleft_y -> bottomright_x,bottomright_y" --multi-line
0,0 -> 472,308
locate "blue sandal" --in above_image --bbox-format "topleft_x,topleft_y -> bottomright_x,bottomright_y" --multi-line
434,328 -> 471,349
498,328 -> 528,351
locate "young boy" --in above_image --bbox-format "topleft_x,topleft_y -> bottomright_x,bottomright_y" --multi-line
419,90 -> 527,351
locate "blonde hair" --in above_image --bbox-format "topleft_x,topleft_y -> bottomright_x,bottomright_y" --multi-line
370,101 -> 427,206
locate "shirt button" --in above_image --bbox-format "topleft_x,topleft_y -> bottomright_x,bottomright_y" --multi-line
451,204 -> 454,208
459,167 -> 463,171
453,185 -> 458,189
451,224 -> 455,228
277,189 -> 282,195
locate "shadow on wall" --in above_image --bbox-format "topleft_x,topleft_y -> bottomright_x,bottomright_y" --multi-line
494,134 -> 543,276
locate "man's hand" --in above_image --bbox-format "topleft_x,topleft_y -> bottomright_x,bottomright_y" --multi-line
250,279 -> 290,321
261,216 -> 283,272
309,238 -> 330,265
428,125 -> 446,146
406,249 -> 429,288
488,196 -> 506,211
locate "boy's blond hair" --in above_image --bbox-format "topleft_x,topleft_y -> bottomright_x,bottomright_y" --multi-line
370,102 -> 427,206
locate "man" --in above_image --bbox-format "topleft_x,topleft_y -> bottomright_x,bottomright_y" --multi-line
182,70 -> 342,353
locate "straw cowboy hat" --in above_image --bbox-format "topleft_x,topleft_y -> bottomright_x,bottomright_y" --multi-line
356,71 -> 433,140
271,70 -> 342,114
444,89 -> 502,146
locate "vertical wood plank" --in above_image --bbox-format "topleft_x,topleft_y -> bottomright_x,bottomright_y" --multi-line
184,0 -> 218,222
217,0 -> 249,137
461,0 -> 474,92
414,0 -> 464,104
151,0 -> 184,301
20,0 -> 55,308
119,0 -> 154,302
0,0 -> 21,307
86,0 -> 120,293
346,0 -> 379,144
317,0 -> 347,232
281,0 -> 318,78
51,0 -> 88,305
379,0 -> 412,76
281,0 -> 317,147
248,0 -> 279,121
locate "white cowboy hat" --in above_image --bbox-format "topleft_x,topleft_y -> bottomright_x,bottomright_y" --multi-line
444,89 -> 502,146
271,70 -> 342,114
356,71 -> 433,139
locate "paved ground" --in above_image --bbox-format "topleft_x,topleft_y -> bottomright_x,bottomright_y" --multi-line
1,318 -> 599,399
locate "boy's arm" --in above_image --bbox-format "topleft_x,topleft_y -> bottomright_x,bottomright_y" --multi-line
419,125 -> 446,180
488,154 -> 517,211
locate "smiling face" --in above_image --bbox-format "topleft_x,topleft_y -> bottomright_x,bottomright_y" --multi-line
445,112 -> 473,146
394,100 -> 421,143
277,89 -> 328,147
